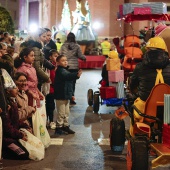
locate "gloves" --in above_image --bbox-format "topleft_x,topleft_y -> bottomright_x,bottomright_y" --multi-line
113,37 -> 120,46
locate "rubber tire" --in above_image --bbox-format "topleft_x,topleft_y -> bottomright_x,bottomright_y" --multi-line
87,89 -> 93,106
93,93 -> 99,113
127,136 -> 149,170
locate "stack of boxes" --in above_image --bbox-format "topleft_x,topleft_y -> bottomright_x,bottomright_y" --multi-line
119,2 -> 167,18
100,52 -> 125,100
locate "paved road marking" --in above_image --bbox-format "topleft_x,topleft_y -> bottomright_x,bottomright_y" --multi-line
50,138 -> 63,145
98,138 -> 110,145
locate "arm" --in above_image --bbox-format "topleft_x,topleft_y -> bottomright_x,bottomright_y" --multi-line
32,47 -> 49,83
61,69 -> 81,81
129,64 -> 140,94
77,45 -> 86,61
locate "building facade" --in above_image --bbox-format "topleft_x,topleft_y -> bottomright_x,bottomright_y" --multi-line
0,0 -> 170,38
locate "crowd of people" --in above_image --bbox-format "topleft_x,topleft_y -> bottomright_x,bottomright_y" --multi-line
0,29 -> 86,160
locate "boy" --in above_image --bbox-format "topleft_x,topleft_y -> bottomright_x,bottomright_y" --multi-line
54,55 -> 82,134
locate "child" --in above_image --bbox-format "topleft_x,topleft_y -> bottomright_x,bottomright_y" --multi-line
16,47 -> 44,108
46,49 -> 59,129
54,54 -> 82,134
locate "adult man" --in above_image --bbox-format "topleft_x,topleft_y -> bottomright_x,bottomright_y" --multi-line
101,38 -> 111,57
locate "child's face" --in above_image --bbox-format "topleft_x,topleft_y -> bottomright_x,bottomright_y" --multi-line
24,51 -> 35,64
7,87 -> 19,97
49,53 -> 58,63
16,75 -> 27,91
57,56 -> 68,68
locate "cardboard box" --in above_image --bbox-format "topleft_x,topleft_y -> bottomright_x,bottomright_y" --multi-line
108,70 -> 124,82
106,58 -> 121,71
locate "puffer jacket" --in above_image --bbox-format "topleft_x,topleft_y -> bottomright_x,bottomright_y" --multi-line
59,42 -> 86,70
54,66 -> 79,100
130,49 -> 170,101
20,39 -> 54,84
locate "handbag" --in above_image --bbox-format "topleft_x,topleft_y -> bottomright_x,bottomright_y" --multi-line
32,109 -> 51,148
19,128 -> 45,161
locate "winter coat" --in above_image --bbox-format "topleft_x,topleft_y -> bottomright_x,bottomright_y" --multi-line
130,50 -> 170,101
16,90 -> 35,124
59,42 -> 86,70
54,65 -> 79,100
49,61 -> 57,94
2,98 -> 29,146
20,39 -> 54,84
17,62 -> 40,107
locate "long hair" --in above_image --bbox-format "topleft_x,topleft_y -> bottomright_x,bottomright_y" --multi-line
14,47 -> 33,68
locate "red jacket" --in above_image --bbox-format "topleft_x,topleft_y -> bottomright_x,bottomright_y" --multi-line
50,61 -> 57,94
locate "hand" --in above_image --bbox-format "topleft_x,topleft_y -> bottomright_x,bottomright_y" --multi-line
32,106 -> 36,113
7,105 -> 11,111
21,131 -> 28,141
39,93 -> 44,100
26,128 -> 33,134
46,78 -> 51,83
77,69 -> 82,77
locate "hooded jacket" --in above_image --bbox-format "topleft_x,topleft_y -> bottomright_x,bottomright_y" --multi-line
130,49 -> 170,101
59,42 -> 86,70
20,39 -> 54,84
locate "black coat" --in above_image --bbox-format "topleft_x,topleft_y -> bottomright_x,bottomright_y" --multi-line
54,66 -> 79,100
130,50 -> 170,101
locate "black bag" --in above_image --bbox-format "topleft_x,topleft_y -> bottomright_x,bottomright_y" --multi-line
109,115 -> 126,152
127,135 -> 149,170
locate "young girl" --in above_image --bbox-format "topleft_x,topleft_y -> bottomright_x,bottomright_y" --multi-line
16,47 -> 44,107
46,49 -> 59,129
54,55 -> 82,135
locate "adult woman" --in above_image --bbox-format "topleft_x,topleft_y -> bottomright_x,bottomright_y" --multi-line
20,28 -> 54,90
59,32 -> 86,104
14,72 -> 36,128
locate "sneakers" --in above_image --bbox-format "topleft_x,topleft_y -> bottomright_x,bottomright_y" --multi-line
50,122 -> 56,130
62,126 -> 75,134
55,127 -> 68,135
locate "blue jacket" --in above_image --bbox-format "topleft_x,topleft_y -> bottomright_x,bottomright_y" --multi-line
54,66 -> 79,100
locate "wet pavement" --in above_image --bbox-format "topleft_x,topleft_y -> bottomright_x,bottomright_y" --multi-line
0,69 -> 140,170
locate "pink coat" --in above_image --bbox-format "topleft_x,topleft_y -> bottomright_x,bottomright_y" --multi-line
17,62 -> 40,107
